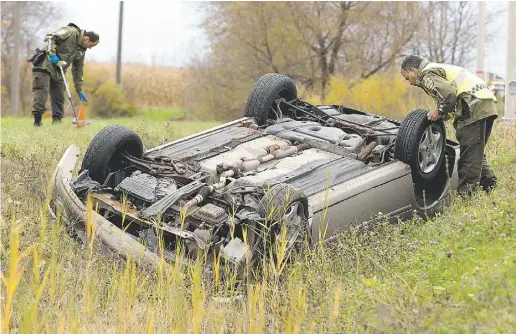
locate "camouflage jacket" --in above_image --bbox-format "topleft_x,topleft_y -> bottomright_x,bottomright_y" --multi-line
415,60 -> 498,129
41,23 -> 87,94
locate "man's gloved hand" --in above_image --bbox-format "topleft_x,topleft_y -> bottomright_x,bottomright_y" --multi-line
79,92 -> 88,103
49,55 -> 60,63
56,60 -> 67,68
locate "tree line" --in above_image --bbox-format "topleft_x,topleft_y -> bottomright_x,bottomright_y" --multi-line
183,1 -> 501,120
1,2 -> 502,119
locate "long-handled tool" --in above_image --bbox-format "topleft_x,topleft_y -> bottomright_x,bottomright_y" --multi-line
59,63 -> 88,126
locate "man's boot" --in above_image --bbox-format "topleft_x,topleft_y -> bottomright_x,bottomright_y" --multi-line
52,117 -> 62,124
33,114 -> 42,127
480,176 -> 497,193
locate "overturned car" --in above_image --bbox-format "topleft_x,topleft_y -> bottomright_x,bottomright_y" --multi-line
51,73 -> 459,269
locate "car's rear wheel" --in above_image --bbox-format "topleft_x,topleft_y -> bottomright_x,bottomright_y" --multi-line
244,73 -> 298,126
250,183 -> 309,264
394,109 -> 446,183
82,125 -> 143,184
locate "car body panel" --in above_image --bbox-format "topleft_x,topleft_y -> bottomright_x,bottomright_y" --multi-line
308,160 -> 414,241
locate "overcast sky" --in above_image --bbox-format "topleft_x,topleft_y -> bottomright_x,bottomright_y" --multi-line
59,1 -> 208,66
57,1 -> 509,77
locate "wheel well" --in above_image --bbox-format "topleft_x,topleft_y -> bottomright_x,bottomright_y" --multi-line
413,145 -> 455,207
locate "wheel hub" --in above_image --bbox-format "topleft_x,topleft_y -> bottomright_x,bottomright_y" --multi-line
274,201 -> 306,252
418,124 -> 443,174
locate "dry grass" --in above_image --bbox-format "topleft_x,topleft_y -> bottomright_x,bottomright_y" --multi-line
0,62 -> 191,117
1,116 -> 516,333
82,62 -> 191,109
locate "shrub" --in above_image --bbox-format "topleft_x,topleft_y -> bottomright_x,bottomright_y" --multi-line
325,71 -> 433,120
91,80 -> 137,118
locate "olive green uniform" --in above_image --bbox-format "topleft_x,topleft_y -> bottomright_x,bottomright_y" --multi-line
32,23 -> 87,121
415,60 -> 498,195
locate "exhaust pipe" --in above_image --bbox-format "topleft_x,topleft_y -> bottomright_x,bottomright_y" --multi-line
185,143 -> 311,210
357,141 -> 377,161
183,169 -> 235,210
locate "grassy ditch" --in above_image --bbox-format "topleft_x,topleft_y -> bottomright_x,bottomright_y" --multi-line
1,117 -> 515,333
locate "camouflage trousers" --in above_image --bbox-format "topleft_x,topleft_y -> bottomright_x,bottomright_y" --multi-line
32,69 -> 65,120
455,115 -> 497,195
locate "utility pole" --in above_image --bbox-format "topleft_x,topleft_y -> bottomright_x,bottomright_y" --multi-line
476,1 -> 486,81
504,1 -> 516,120
10,2 -> 22,116
116,1 -> 124,85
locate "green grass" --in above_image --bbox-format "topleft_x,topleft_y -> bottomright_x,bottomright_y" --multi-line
1,116 -> 516,333
135,108 -> 192,121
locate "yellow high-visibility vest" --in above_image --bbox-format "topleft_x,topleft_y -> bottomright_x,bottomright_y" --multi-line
422,62 -> 497,102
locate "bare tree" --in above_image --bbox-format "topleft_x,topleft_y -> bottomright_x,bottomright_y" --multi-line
198,2 -> 423,104
406,2 -> 502,67
360,3 -> 421,78
407,2 -> 474,65
10,2 -> 22,116
287,1 -> 360,100
190,2 -> 427,119
333,2 -> 422,87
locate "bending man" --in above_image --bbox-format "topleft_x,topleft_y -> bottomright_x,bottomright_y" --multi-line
400,55 -> 498,196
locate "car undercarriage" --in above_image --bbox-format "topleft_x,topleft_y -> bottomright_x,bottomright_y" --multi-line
51,73 -> 458,270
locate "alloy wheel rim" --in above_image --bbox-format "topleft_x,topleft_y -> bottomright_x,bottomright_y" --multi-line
418,124 -> 443,174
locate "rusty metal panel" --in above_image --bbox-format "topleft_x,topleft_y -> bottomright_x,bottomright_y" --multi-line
146,126 -> 259,161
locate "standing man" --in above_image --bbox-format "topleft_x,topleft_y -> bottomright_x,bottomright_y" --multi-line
400,55 -> 498,196
31,23 -> 99,126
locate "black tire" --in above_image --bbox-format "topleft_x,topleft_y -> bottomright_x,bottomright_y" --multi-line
251,183 -> 309,262
244,73 -> 298,125
394,109 -> 446,182
82,125 -> 143,183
